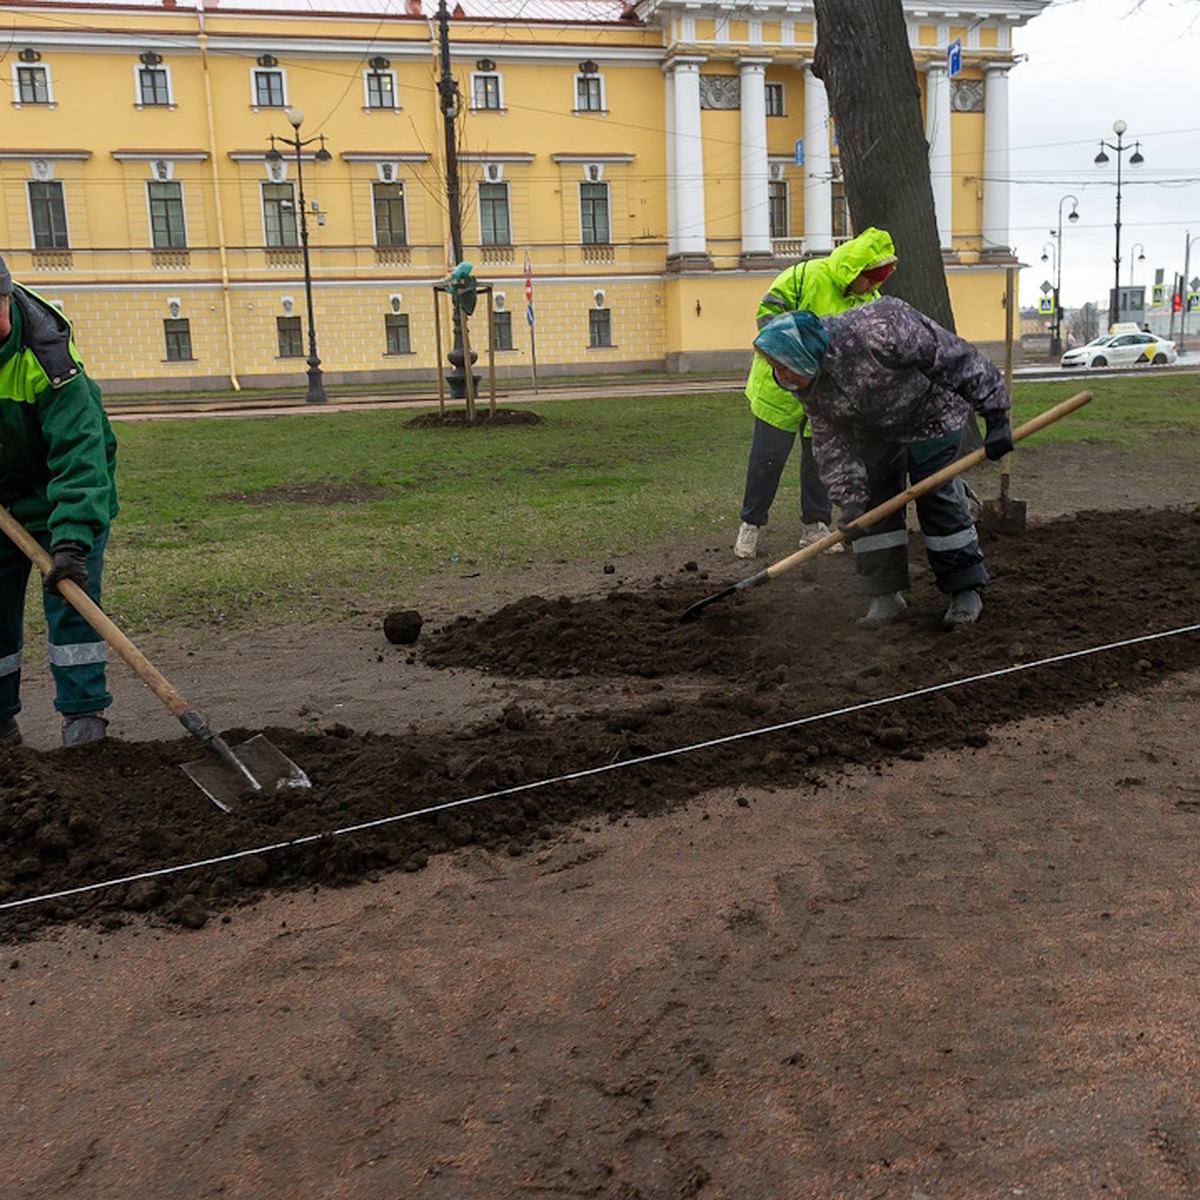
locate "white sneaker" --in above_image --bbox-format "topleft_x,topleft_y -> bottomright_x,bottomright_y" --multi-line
734,521 -> 759,559
800,521 -> 845,555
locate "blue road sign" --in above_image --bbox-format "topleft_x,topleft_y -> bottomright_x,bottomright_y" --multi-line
947,38 -> 962,77
526,303 -> 535,327
794,138 -> 804,166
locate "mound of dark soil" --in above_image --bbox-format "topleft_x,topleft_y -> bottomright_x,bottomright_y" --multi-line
408,407 -> 541,428
2,506 -> 1197,942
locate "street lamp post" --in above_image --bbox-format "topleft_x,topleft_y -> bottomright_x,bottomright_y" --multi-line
1094,119 -> 1144,331
266,107 -> 332,403
1048,193 -> 1078,357
1181,231 -> 1200,354
1128,242 -> 1145,285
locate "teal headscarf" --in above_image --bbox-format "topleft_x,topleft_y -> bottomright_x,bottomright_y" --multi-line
753,310 -> 830,378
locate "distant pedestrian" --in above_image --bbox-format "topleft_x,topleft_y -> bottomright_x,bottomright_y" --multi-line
0,253 -> 118,746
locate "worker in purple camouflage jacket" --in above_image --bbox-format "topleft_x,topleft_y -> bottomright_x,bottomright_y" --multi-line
752,297 -> 1013,630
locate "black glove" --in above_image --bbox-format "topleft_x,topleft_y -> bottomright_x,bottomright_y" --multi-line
44,540 -> 89,594
984,417 -> 1014,461
836,501 -> 869,541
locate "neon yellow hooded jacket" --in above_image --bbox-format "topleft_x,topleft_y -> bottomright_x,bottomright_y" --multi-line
744,226 -> 897,433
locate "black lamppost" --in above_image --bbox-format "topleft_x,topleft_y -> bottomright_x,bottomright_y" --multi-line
267,106 -> 332,403
1047,193 -> 1078,357
1094,119 -> 1144,331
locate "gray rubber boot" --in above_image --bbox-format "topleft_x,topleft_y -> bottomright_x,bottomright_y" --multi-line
0,717 -> 21,746
943,589 -> 983,629
856,591 -> 908,630
62,713 -> 109,747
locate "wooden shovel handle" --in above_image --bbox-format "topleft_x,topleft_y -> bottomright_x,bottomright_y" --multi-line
763,390 -> 1092,582
0,506 -> 191,720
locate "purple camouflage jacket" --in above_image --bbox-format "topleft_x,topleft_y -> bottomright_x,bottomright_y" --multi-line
805,297 -> 1011,508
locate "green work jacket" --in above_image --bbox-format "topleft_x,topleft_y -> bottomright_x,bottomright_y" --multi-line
0,285 -> 118,548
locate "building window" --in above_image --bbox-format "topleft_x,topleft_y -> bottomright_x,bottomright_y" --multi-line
479,181 -> 511,245
575,74 -> 604,112
492,310 -> 513,351
589,307 -> 612,348
277,316 -> 304,357
831,160 -> 850,241
365,69 -> 396,110
471,72 -> 502,111
768,180 -> 788,238
580,181 -> 610,245
765,82 -> 785,117
28,181 -> 69,249
148,181 -> 187,249
372,181 -> 407,246
163,318 -> 193,361
253,68 -> 286,108
385,312 -> 411,355
262,182 -> 298,247
16,65 -> 50,105
138,66 -> 170,106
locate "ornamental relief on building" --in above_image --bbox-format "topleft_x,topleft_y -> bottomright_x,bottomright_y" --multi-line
950,80 -> 984,112
699,75 -> 739,109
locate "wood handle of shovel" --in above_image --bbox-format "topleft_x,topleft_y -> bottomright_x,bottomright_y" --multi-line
682,390 -> 1092,621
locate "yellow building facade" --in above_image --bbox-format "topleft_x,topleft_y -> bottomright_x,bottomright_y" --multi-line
1,0 -> 1049,393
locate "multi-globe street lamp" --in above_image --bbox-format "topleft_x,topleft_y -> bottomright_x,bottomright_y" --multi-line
1047,193 -> 1078,357
1094,119 -> 1144,330
266,106 -> 332,403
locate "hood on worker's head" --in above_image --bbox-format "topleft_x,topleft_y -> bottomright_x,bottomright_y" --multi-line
753,310 -> 831,378
827,227 -> 898,293
0,254 -> 11,297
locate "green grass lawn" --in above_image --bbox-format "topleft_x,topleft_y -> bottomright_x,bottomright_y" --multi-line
30,371 -> 1199,636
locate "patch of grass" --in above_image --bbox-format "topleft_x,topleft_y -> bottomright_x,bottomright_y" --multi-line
24,374 -> 1195,637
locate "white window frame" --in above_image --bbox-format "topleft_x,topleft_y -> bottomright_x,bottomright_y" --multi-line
573,72 -> 606,114
146,178 -> 188,249
12,62 -> 54,108
27,177 -> 70,249
363,66 -> 399,111
261,179 -> 299,247
470,71 -> 504,111
478,179 -> 512,245
250,66 -> 288,110
133,62 -> 175,109
371,179 -> 409,247
768,177 -> 789,239
579,179 -> 611,245
765,81 -> 785,117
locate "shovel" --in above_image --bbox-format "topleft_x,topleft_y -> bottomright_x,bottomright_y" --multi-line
0,507 -> 310,813
682,390 -> 1093,622
977,452 -> 1027,535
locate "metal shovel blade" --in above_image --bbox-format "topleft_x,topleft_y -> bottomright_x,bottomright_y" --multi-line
978,494 -> 1027,535
182,733 -> 312,813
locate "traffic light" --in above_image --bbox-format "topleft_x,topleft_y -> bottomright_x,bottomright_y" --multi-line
1173,291 -> 1182,313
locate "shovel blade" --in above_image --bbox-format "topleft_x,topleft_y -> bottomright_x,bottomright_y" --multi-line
978,496 -> 1028,535
182,733 -> 312,813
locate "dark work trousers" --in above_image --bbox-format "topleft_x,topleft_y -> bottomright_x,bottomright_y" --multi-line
740,416 -> 833,527
0,528 -> 112,722
850,433 -> 988,598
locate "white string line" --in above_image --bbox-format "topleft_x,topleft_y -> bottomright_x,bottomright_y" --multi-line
4,622 -> 1198,915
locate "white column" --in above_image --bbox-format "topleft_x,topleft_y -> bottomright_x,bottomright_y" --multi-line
981,63 -> 1013,257
663,66 -> 677,256
739,58 -> 772,258
802,62 -> 833,254
923,60 -> 953,251
667,56 -> 709,262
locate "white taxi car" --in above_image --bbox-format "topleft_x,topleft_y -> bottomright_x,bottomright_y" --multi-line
1060,330 -> 1178,369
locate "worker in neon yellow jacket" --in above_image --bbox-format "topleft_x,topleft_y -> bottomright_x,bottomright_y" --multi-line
735,226 -> 897,559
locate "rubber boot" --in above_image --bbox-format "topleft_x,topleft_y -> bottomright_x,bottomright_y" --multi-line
0,716 -> 21,746
62,712 -> 109,747
943,589 -> 983,629
856,592 -> 907,630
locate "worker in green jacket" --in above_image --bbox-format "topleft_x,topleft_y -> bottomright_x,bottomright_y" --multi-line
0,255 -> 119,747
735,227 -> 897,560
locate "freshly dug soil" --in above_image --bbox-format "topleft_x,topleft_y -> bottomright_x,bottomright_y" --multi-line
2,505 -> 1197,943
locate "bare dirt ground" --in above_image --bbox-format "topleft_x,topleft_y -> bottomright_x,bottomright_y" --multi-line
3,438 -> 1200,1199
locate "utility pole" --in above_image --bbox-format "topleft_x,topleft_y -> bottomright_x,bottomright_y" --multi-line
436,0 -> 471,399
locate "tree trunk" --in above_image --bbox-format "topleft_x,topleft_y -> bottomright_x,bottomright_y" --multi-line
811,0 -> 955,331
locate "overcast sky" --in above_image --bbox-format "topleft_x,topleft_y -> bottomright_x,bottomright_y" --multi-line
1007,0 -> 1200,312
